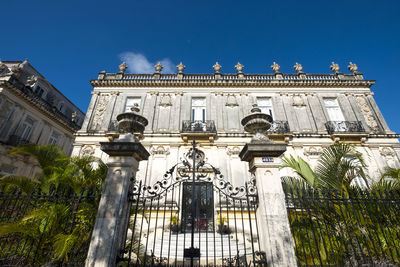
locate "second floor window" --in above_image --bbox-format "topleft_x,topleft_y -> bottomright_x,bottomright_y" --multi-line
20,118 -> 35,141
35,86 -> 45,98
257,97 -> 274,118
48,132 -> 60,145
324,98 -> 345,121
191,97 -> 206,121
125,97 -> 141,112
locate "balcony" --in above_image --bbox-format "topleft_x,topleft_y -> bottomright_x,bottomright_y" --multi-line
267,121 -> 290,134
325,121 -> 367,143
6,135 -> 31,147
266,120 -> 291,142
181,120 -> 217,142
325,121 -> 365,134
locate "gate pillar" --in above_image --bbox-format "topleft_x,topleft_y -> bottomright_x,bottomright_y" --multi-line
240,142 -> 297,267
85,141 -> 149,267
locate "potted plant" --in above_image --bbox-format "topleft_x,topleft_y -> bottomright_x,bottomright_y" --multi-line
216,215 -> 231,234
169,215 -> 180,234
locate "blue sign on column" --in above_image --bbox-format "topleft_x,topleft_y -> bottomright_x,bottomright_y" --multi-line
262,157 -> 274,163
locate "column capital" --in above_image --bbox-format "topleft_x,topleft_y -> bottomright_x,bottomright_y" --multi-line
100,141 -> 150,161
239,142 -> 286,162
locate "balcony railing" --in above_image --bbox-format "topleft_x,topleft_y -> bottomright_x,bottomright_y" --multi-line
267,121 -> 290,134
6,135 -> 31,146
182,120 -> 216,133
325,121 -> 365,134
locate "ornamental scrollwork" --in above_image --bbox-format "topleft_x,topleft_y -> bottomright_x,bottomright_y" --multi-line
130,145 -> 258,201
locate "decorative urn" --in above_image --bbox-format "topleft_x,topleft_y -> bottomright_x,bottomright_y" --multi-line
241,104 -> 273,142
116,104 -> 148,141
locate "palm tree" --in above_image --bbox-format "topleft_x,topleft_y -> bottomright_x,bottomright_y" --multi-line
281,143 -> 368,194
0,144 -> 107,265
374,167 -> 400,190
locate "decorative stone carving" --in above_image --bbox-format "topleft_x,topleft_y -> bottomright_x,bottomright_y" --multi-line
241,104 -> 273,142
303,146 -> 323,159
380,147 -> 397,167
348,62 -> 358,73
71,111 -> 77,122
159,94 -> 172,107
81,145 -> 95,156
150,145 -> 170,156
330,62 -> 340,73
270,62 -> 280,73
235,62 -> 244,73
10,64 -> 22,76
25,75 -> 37,87
293,62 -> 303,73
154,62 -> 163,73
91,94 -> 109,130
0,61 -> 9,75
119,62 -> 128,73
226,146 -> 241,156
380,147 -> 396,158
116,103 -> 148,142
176,62 -> 186,73
213,62 -> 221,73
225,94 -> 238,107
356,96 -> 380,132
292,95 -> 306,107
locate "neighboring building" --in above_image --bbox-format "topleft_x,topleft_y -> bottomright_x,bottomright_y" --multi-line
0,60 -> 84,177
73,61 -> 400,186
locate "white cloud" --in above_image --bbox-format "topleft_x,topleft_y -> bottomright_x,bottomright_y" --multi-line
119,52 -> 175,74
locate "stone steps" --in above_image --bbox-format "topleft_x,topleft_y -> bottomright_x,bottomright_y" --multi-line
146,233 -> 253,259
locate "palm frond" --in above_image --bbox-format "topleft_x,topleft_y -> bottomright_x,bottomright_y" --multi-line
0,175 -> 39,194
53,231 -> 80,261
281,155 -> 318,187
8,144 -> 67,176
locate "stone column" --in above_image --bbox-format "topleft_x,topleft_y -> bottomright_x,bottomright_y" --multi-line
85,141 -> 149,267
240,142 -> 297,267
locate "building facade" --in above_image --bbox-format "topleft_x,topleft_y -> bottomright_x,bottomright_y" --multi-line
0,60 -> 84,177
74,61 -> 400,264
73,61 -> 400,187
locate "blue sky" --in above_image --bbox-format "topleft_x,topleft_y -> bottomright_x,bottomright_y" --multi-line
1,0 -> 400,133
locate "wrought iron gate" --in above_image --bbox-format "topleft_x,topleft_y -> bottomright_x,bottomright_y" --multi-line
118,141 -> 266,266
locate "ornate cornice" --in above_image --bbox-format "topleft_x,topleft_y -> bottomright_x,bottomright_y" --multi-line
90,73 -> 375,88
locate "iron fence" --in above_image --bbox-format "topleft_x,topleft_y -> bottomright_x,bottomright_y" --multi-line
0,185 -> 100,266
284,184 -> 400,266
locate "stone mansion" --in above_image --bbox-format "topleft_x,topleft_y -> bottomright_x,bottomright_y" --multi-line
72,61 -> 400,187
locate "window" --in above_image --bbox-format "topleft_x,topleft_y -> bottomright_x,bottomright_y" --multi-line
257,97 -> 274,118
324,98 -> 345,121
58,102 -> 64,112
48,132 -> 60,145
20,118 -> 35,141
35,86 -> 45,98
125,97 -> 141,112
191,97 -> 206,121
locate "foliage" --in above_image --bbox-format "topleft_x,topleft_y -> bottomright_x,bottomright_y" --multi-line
282,143 -> 400,266
169,215 -> 180,225
281,143 -> 367,194
374,167 -> 400,190
285,185 -> 400,266
216,215 -> 227,226
0,144 -> 107,265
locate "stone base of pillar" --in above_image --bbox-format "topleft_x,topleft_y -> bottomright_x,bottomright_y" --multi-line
85,141 -> 149,267
240,141 -> 297,267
